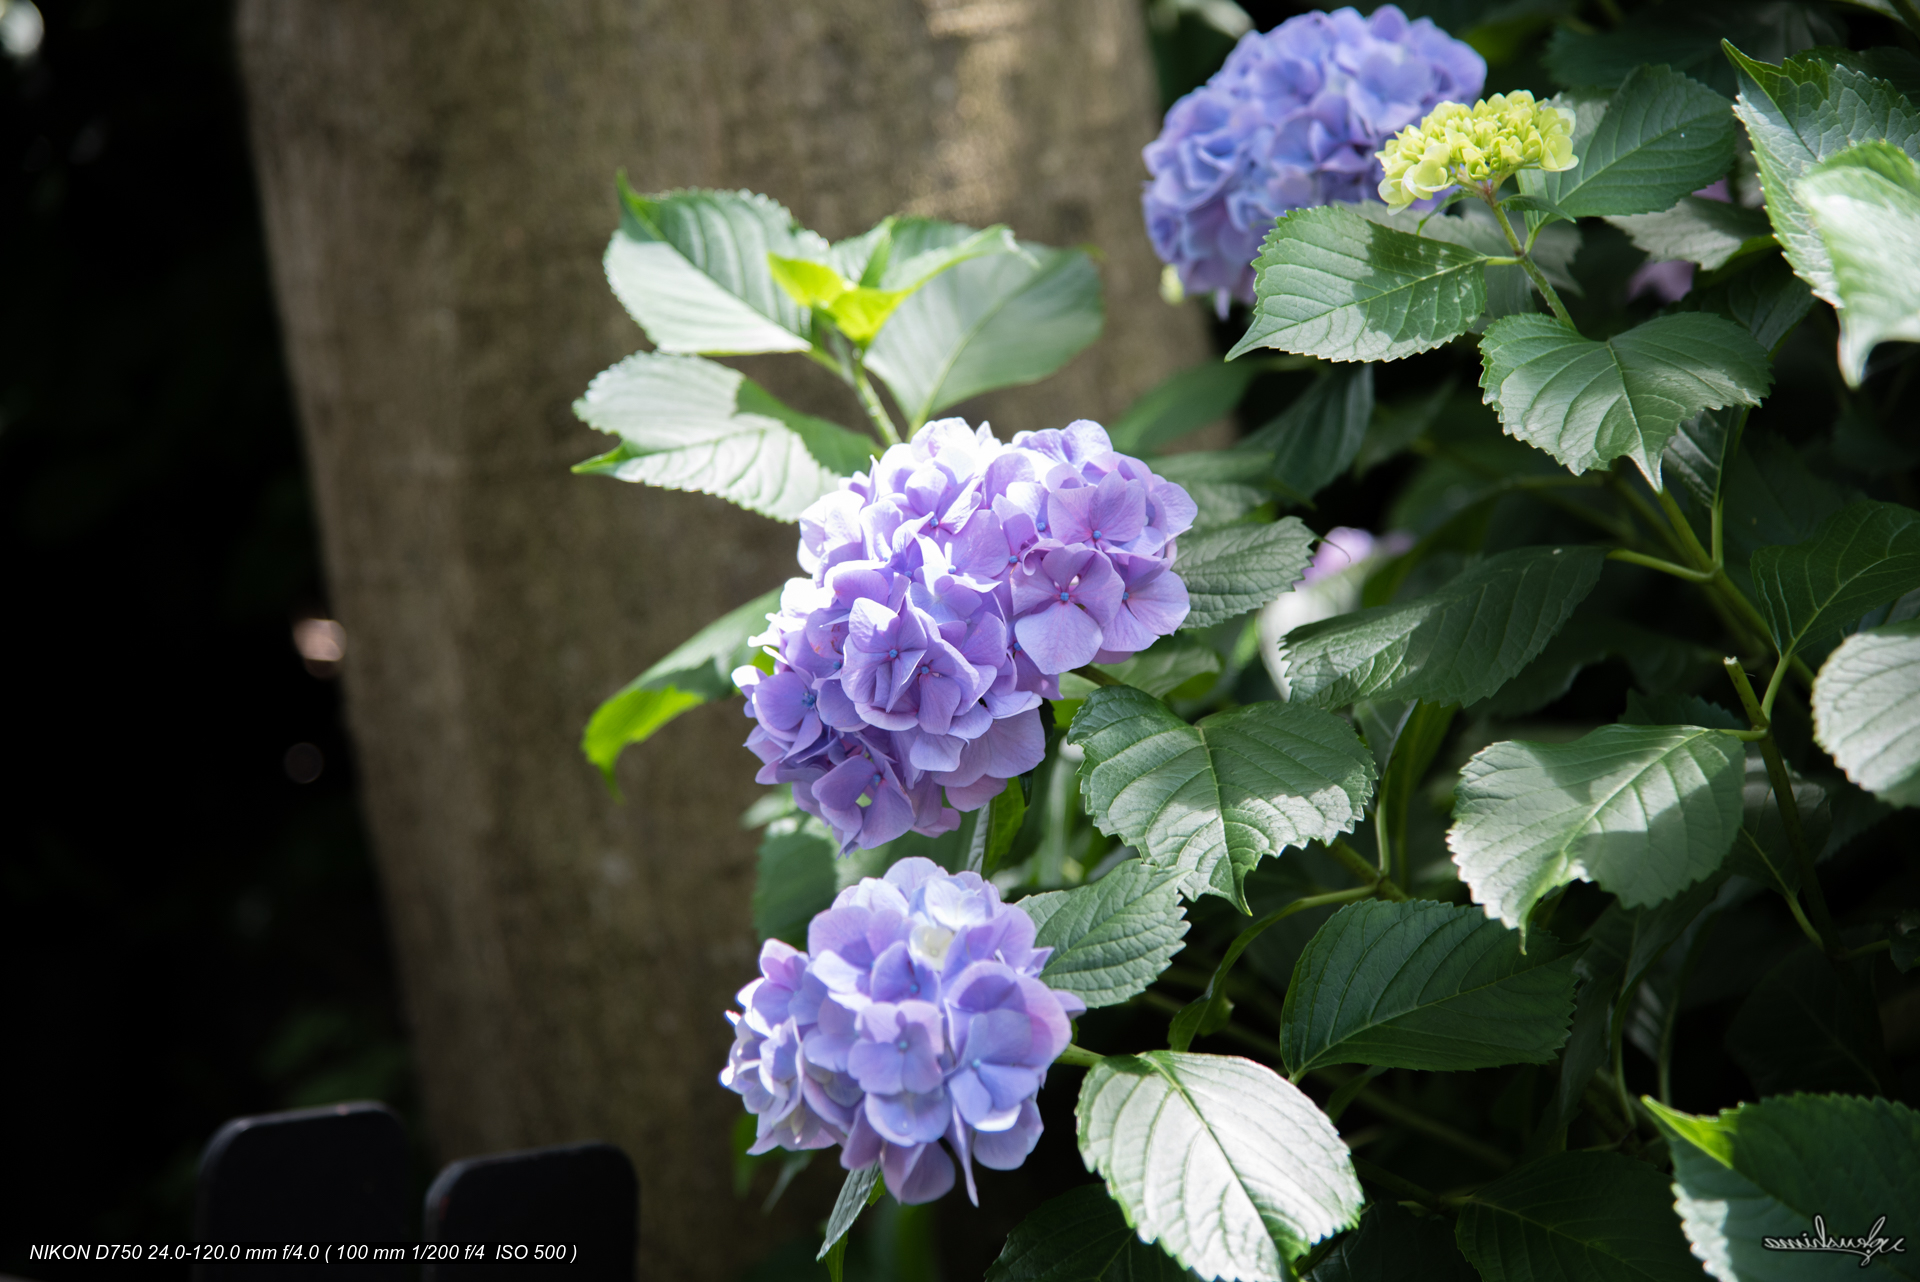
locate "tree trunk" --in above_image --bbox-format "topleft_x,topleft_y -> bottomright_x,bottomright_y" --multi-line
235,3 -> 1205,1276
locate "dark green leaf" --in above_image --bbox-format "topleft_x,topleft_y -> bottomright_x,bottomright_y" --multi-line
1648,1094 -> 1920,1281
1077,1051 -> 1363,1279
1726,947 -> 1889,1096
579,587 -> 781,781
1751,499 -> 1920,661
1812,617 -> 1920,807
610,184 -> 820,355
1108,360 -> 1265,455
1059,633 -> 1223,701
1531,65 -> 1738,218
1544,3 -> 1842,96
1721,434 -> 1849,583
1662,406 -> 1742,511
1175,517 -> 1319,628
982,777 -> 1029,877
818,1163 -> 882,1262
1455,1151 -> 1709,1282
1478,313 -> 1772,488
1798,141 -> 1920,385
1727,43 -> 1920,305
1280,900 -> 1579,1074
1608,197 -> 1775,270
1067,687 -> 1377,905
1448,723 -> 1746,934
985,1184 -> 1188,1282
573,352 -> 874,519
1148,449 -> 1287,530
1729,749 -> 1830,894
1278,545 -> 1606,709
1683,253 -> 1814,355
752,815 -> 838,946
1242,365 -> 1374,499
1228,205 -> 1490,363
865,225 -> 1102,428
1019,860 -> 1190,1008
1305,1200 -> 1476,1282
1354,380 -> 1453,479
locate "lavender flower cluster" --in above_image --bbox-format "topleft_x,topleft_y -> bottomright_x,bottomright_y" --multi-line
734,418 -> 1195,853
1142,4 -> 1485,310
721,859 -> 1086,1203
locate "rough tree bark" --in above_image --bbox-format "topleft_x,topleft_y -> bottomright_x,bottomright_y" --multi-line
236,3 -> 1207,1276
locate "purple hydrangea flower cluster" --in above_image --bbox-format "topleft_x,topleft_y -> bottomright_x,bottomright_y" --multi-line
1142,5 -> 1486,310
734,418 -> 1195,853
720,859 -> 1086,1204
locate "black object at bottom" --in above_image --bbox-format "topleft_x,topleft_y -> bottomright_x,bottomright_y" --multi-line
423,1142 -> 637,1281
194,1102 -> 412,1281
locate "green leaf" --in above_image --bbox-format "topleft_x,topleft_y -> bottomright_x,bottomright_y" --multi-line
1241,365 -> 1374,499
1228,205 -> 1490,364
768,220 -> 1022,344
982,776 -> 1029,877
1060,633 -> 1224,701
1148,450 -> 1290,529
1019,860 -> 1190,1009
1455,1151 -> 1710,1282
1798,141 -> 1920,385
864,222 -> 1102,428
573,352 -> 875,520
1721,435 -> 1850,584
1727,43 -> 1920,306
1532,65 -> 1738,218
1278,545 -> 1607,709
985,1184 -> 1188,1282
579,587 -> 782,782
752,814 -> 838,946
1354,380 -> 1453,479
818,1163 -> 883,1263
609,184 -> 821,355
1280,900 -> 1579,1074
1726,947 -> 1889,1097
1683,253 -> 1815,355
1305,1200 -> 1477,1282
1812,617 -> 1920,806
1077,1050 -> 1363,1280
1108,359 -> 1266,455
1750,499 -> 1920,662
1545,2 -> 1843,96
1727,748 -> 1830,895
1478,312 -> 1772,489
1175,517 -> 1319,628
1647,1094 -> 1920,1282
1608,196 -> 1775,270
1662,406 -> 1742,511
1066,687 -> 1377,906
1832,0 -> 1920,33
1448,723 -> 1746,934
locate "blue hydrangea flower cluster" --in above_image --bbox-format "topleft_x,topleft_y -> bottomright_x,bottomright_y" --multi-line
720,859 -> 1086,1203
1142,4 -> 1486,310
734,418 -> 1195,853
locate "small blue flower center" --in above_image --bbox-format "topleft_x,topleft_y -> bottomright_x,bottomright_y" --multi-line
972,1058 -> 982,1068
1006,555 -> 1017,565
1059,590 -> 1071,603
1092,529 -> 1102,539
871,773 -> 883,787
888,648 -> 899,659
896,1039 -> 909,1052
801,692 -> 817,707
909,983 -> 919,994
1122,590 -> 1131,602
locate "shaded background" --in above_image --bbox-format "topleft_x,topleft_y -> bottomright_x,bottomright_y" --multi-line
6,1 -> 1915,1280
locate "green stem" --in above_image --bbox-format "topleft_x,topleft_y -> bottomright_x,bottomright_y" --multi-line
1722,658 -> 1843,958
1327,837 -> 1408,900
1609,474 -> 1688,559
850,359 -> 902,447
1759,656 -> 1791,723
1656,487 -> 1716,568
1482,187 -> 1576,328
1351,1158 -> 1450,1211
1312,1069 -> 1515,1170
1606,548 -> 1717,582
1055,1044 -> 1104,1069
1847,938 -> 1892,960
1070,664 -> 1121,687
1658,912 -> 1716,1106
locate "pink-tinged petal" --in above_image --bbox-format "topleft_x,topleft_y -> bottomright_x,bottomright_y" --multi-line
1151,478 -> 1197,539
984,709 -> 1045,778
907,731 -> 965,773
1046,483 -> 1098,544
942,774 -> 1006,811
858,782 -> 918,849
1087,471 -> 1148,543
1015,602 -> 1104,673
1123,565 -> 1191,634
1069,552 -> 1123,626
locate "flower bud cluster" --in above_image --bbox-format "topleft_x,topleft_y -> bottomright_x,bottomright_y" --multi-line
734,418 -> 1195,853
720,859 -> 1086,1204
1142,4 -> 1485,310
1376,90 -> 1577,209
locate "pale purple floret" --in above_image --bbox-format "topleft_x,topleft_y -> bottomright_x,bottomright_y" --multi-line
719,859 -> 1086,1205
1142,4 -> 1485,311
735,417 -> 1194,854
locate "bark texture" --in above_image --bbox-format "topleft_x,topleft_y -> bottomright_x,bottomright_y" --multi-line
236,3 -> 1206,1276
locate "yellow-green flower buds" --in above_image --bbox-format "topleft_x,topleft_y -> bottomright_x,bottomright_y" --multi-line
1375,91 -> 1577,210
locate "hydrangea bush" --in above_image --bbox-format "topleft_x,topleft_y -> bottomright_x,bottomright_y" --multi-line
570,3 -> 1920,1278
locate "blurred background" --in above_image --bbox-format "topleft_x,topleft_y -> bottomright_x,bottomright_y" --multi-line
5,2 -> 1913,1280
